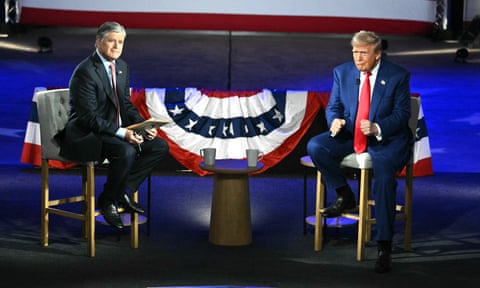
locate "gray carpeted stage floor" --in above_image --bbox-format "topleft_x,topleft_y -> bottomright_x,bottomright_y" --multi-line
0,165 -> 479,287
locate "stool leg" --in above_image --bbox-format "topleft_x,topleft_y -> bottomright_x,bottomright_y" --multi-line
356,168 -> 369,261
404,163 -> 413,251
365,170 -> 373,243
314,171 -> 325,251
40,160 -> 49,247
131,190 -> 139,249
84,163 -> 95,257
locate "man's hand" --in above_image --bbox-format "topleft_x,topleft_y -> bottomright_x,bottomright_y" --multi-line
143,127 -> 157,141
330,118 -> 346,137
359,119 -> 379,136
125,129 -> 144,144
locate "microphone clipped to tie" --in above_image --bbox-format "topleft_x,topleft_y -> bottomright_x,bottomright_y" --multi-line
356,78 -> 360,85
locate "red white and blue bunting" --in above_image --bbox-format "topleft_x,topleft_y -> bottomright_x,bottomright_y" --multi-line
21,87 -> 432,176
130,88 -> 328,175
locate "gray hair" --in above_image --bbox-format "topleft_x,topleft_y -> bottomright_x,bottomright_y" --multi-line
96,21 -> 127,40
351,30 -> 382,52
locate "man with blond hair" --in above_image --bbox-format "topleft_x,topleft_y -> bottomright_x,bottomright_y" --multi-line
307,30 -> 412,273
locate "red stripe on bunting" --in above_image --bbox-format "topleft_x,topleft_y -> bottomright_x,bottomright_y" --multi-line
200,89 -> 263,98
412,157 -> 433,177
398,157 -> 433,177
20,142 -> 41,167
20,142 -> 77,169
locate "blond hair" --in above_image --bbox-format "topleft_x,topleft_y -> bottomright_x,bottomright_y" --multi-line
351,30 -> 382,52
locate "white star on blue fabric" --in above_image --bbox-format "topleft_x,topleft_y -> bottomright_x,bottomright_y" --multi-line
169,105 -> 184,116
272,109 -> 284,122
208,125 -> 216,136
257,122 -> 267,133
222,124 -> 229,136
185,119 -> 198,131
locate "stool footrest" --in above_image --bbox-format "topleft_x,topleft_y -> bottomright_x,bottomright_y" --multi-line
306,215 -> 357,227
95,213 -> 148,226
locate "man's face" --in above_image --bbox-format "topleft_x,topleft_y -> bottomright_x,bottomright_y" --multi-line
352,44 -> 381,72
96,31 -> 125,61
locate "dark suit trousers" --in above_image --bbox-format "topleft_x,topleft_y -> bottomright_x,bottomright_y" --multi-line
307,131 -> 397,241
99,135 -> 169,202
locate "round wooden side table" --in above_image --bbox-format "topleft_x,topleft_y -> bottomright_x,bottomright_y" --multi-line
200,159 -> 263,246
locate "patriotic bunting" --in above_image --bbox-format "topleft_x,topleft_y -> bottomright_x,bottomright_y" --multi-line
21,87 -> 433,177
130,88 -> 328,175
398,94 -> 433,177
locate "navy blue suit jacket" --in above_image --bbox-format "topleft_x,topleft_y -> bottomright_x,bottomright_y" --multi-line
326,59 -> 412,171
58,52 -> 144,162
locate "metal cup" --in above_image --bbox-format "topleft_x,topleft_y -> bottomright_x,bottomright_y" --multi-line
200,147 -> 216,166
246,149 -> 264,167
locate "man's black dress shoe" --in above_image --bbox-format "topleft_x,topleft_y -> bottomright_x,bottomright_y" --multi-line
101,202 -> 124,229
321,196 -> 356,218
375,245 -> 392,273
120,193 -> 145,214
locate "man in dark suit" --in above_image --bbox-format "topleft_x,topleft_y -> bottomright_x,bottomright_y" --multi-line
60,21 -> 169,229
307,30 -> 412,273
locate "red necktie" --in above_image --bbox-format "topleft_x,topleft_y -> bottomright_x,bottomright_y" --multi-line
354,71 -> 371,154
109,62 -> 121,125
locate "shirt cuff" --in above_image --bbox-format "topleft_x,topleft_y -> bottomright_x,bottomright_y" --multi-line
374,123 -> 382,141
116,127 -> 127,139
